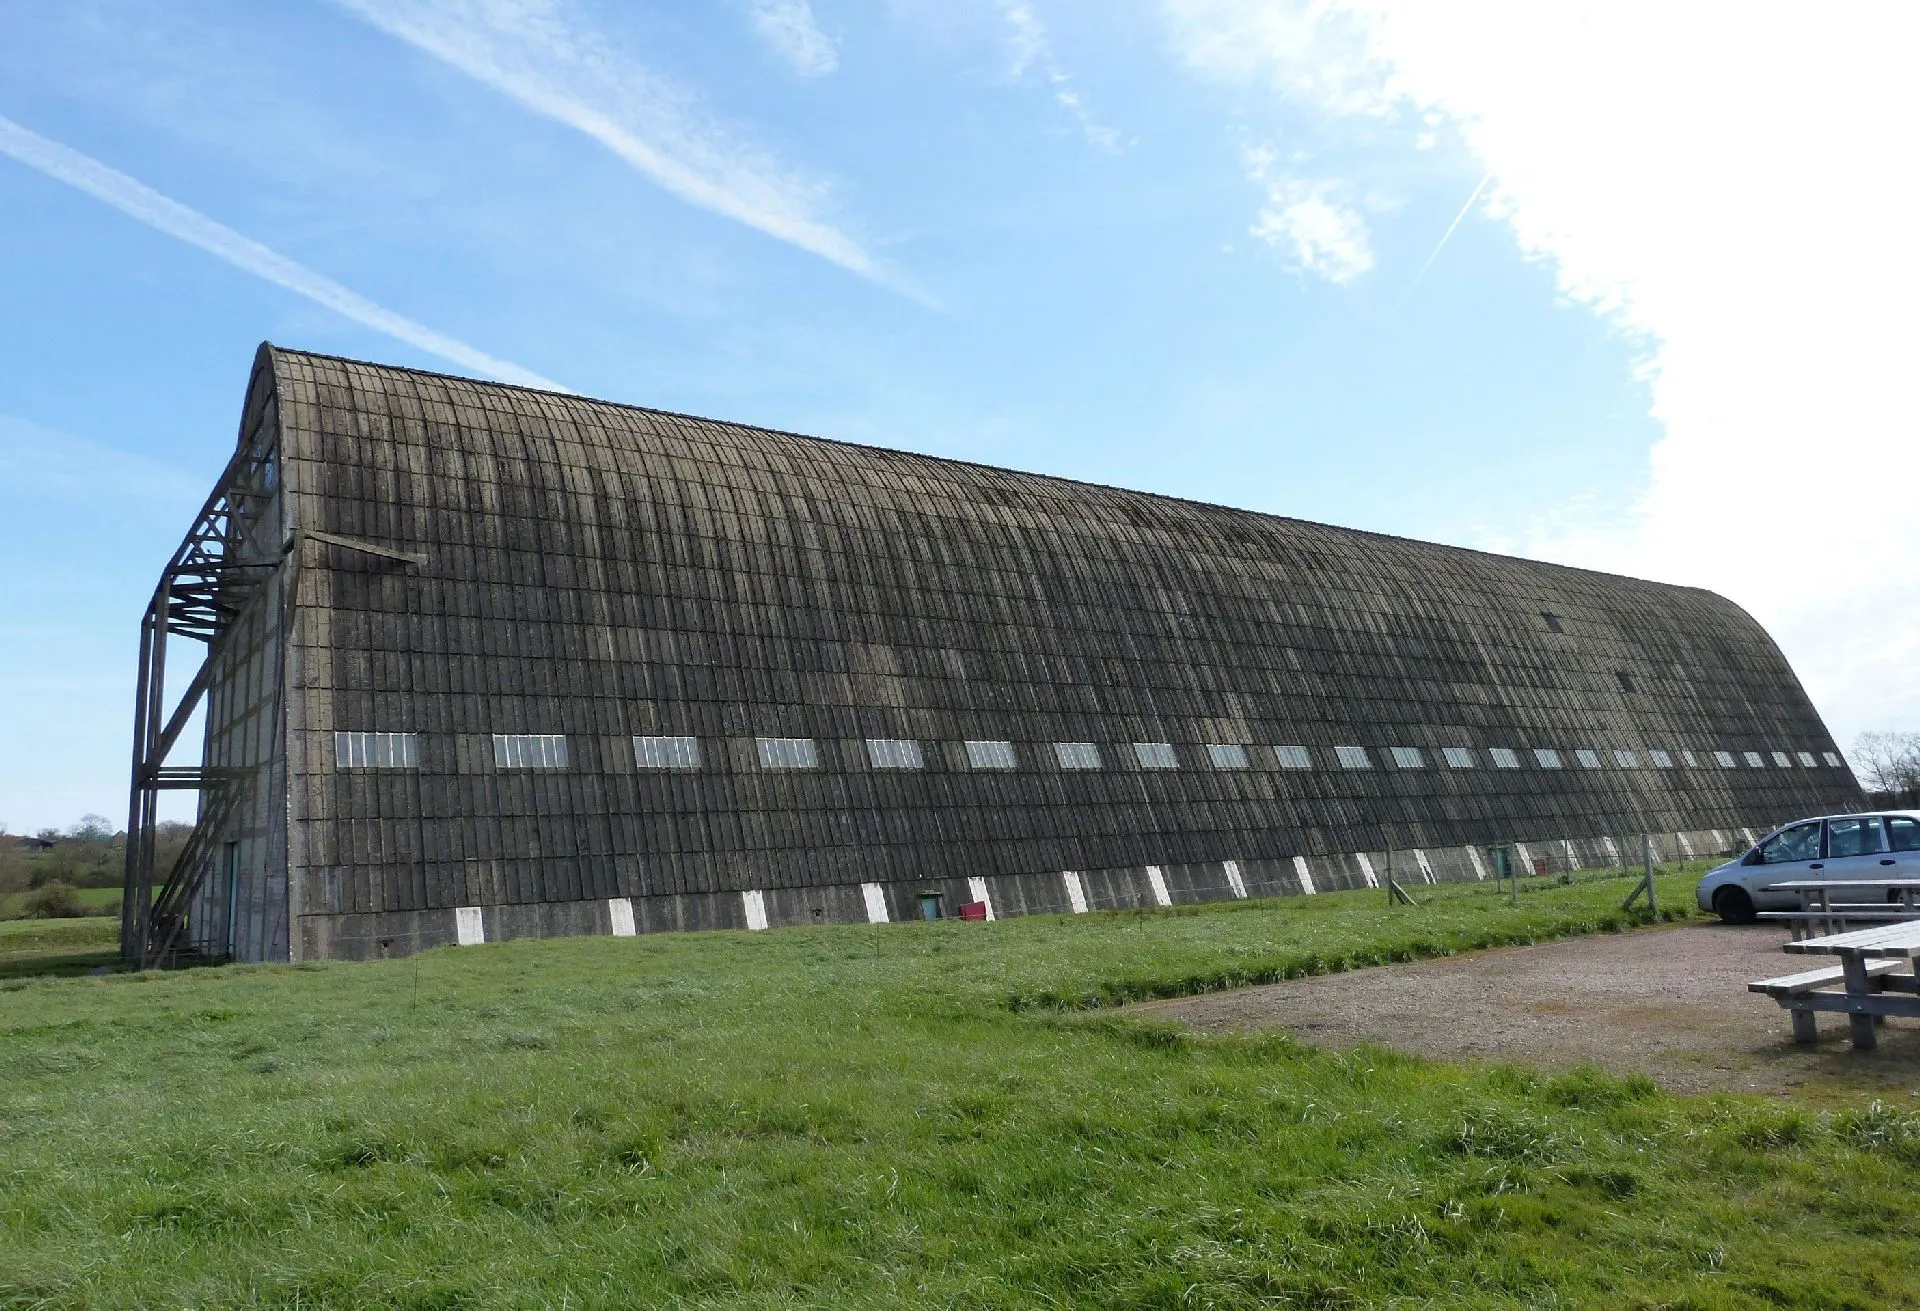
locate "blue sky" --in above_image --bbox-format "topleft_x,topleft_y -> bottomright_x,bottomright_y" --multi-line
2,1 -> 1912,831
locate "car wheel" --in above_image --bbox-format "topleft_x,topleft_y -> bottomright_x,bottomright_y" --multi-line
1713,886 -> 1757,924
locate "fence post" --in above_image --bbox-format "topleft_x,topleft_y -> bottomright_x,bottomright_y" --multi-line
1385,847 -> 1418,907
1644,833 -> 1658,914
1623,833 -> 1658,913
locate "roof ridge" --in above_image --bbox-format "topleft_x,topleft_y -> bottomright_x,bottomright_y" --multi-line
262,341 -> 1709,600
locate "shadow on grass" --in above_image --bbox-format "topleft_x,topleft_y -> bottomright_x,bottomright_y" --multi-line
0,950 -> 127,982
0,916 -> 127,982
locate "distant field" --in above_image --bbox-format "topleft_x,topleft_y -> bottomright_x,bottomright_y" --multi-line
5,868 -> 1919,1308
0,884 -> 120,921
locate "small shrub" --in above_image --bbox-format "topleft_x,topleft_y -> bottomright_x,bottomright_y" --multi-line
20,882 -> 86,919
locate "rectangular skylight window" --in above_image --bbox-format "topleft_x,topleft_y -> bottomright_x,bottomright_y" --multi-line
1612,749 -> 1639,768
1489,747 -> 1520,769
1442,747 -> 1475,768
1681,750 -> 1700,766
1823,751 -> 1843,767
1744,751 -> 1766,767
1649,749 -> 1674,767
964,740 -> 1017,769
1389,746 -> 1425,768
1771,750 -> 1792,767
1333,745 -> 1371,769
1714,750 -> 1738,767
633,736 -> 700,769
1206,744 -> 1250,769
494,734 -> 567,769
1273,745 -> 1312,769
1133,742 -> 1179,769
1575,749 -> 1602,768
866,739 -> 924,769
1796,751 -> 1817,767
335,732 -> 418,769
1054,742 -> 1101,769
1533,748 -> 1563,768
757,737 -> 819,769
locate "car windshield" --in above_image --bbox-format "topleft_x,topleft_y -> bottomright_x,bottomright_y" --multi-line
1828,816 -> 1887,858
1757,822 -> 1821,864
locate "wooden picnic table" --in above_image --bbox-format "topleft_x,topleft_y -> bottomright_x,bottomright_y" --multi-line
1757,879 -> 1920,939
1766,878 -> 1920,908
1773,921 -> 1920,1048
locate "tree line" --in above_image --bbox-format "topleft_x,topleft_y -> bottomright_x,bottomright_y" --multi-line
0,816 -> 194,919
1854,732 -> 1920,807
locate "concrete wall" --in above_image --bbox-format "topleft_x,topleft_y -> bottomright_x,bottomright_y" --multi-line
296,826 -> 1743,960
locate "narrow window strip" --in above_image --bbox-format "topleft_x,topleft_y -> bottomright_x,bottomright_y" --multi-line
1054,742 -> 1102,770
336,731 -> 419,770
1133,742 -> 1179,769
866,739 -> 924,769
634,736 -> 701,769
964,740 -> 1017,769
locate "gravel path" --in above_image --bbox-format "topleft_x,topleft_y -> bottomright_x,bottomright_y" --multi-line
1136,922 -> 1920,1097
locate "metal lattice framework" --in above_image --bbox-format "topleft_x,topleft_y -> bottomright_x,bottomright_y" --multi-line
120,434 -> 280,967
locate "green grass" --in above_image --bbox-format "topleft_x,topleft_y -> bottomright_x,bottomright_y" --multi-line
4,868 -> 1918,1309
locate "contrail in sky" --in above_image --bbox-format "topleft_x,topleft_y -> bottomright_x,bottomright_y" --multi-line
1404,171 -> 1492,299
332,0 -> 929,303
0,113 -> 565,391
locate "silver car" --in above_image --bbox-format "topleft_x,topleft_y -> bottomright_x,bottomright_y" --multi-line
1696,811 -> 1920,922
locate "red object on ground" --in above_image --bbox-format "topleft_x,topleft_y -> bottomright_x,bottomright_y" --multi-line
1533,858 -> 1548,876
957,901 -> 989,921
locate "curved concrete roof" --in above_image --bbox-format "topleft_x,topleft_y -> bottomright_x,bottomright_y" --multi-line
247,342 -> 1856,930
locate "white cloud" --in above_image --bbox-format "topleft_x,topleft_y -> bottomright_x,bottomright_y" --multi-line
994,1 -> 1127,153
1051,87 -> 1123,155
997,0 -> 1049,78
1164,0 -> 1390,118
1164,0 -> 1920,747
336,0 -> 908,292
743,0 -> 839,78
1243,147 -> 1373,283
0,114 -> 562,390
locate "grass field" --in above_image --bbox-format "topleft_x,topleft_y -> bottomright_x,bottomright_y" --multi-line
5,868 -> 1919,1309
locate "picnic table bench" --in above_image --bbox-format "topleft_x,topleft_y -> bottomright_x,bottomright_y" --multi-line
1757,878 -> 1920,940
1748,920 -> 1920,1049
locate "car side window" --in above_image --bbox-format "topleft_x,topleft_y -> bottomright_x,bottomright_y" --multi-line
1827,817 -> 1887,858
1889,817 -> 1920,853
1757,822 -> 1821,864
